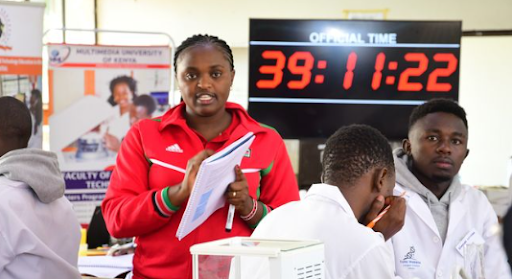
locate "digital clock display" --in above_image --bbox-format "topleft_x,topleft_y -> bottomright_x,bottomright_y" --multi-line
248,19 -> 462,139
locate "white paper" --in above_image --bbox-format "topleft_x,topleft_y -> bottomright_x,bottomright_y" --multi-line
78,254 -> 133,278
176,132 -> 256,240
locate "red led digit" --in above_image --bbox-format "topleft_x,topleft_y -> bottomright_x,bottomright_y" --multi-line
256,50 -> 286,89
343,52 -> 358,90
427,53 -> 458,92
287,51 -> 314,89
371,52 -> 386,90
398,53 -> 428,91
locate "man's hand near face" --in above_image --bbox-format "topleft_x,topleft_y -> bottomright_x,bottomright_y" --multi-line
365,195 -> 406,240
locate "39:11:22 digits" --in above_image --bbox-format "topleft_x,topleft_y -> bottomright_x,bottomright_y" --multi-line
255,50 -> 458,92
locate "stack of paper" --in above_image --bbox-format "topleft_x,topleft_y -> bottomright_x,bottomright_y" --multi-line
78,254 -> 133,278
176,132 -> 256,240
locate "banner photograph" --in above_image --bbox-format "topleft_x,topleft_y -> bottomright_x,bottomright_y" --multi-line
0,2 -> 44,149
48,44 -> 171,224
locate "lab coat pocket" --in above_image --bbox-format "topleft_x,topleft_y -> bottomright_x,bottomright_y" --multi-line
456,229 -> 486,279
455,229 -> 485,257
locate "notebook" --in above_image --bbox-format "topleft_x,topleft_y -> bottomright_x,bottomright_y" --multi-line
176,132 -> 256,240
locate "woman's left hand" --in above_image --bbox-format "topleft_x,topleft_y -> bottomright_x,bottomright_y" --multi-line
226,165 -> 253,216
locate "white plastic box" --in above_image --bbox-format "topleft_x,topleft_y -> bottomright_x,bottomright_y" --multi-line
190,237 -> 325,279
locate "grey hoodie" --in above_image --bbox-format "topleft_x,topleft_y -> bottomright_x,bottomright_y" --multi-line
0,148 -> 65,203
394,148 -> 461,243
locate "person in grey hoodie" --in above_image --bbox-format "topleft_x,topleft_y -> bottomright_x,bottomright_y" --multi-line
389,99 -> 512,279
0,96 -> 81,279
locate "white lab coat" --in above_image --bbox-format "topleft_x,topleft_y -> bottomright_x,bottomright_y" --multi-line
0,176 -> 81,279
390,183 -> 512,279
251,183 -> 397,279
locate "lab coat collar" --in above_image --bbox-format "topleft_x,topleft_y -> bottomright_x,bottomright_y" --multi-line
447,186 -> 469,236
306,183 -> 357,220
395,183 -> 441,237
395,183 -> 470,237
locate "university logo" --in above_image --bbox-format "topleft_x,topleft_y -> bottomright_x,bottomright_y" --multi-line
49,46 -> 71,66
400,246 -> 422,270
166,143 -> 183,153
402,246 -> 416,261
0,8 -> 12,51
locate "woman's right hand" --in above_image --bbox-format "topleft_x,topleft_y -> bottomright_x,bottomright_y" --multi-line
168,149 -> 214,206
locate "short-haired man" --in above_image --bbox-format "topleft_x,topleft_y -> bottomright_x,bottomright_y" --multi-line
390,99 -> 511,278
251,124 -> 405,279
0,96 -> 81,278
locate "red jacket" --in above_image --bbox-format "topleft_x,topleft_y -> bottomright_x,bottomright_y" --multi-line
102,102 -> 299,279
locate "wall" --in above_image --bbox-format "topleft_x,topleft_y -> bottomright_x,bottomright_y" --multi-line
96,0 -> 512,47
230,48 -> 249,107
458,36 -> 512,187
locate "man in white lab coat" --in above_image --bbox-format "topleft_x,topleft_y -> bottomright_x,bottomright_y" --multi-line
251,124 -> 406,279
0,96 -> 81,279
390,99 -> 512,279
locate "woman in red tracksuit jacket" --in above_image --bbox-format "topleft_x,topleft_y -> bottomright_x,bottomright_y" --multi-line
101,34 -> 300,279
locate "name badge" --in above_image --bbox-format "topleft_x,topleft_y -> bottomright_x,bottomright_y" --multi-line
455,229 -> 485,257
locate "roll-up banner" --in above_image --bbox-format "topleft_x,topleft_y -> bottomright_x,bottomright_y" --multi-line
0,1 -> 44,148
48,44 -> 171,224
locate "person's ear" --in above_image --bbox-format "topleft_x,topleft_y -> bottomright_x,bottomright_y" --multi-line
230,69 -> 236,85
465,149 -> 470,159
371,168 -> 387,193
402,138 -> 411,155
